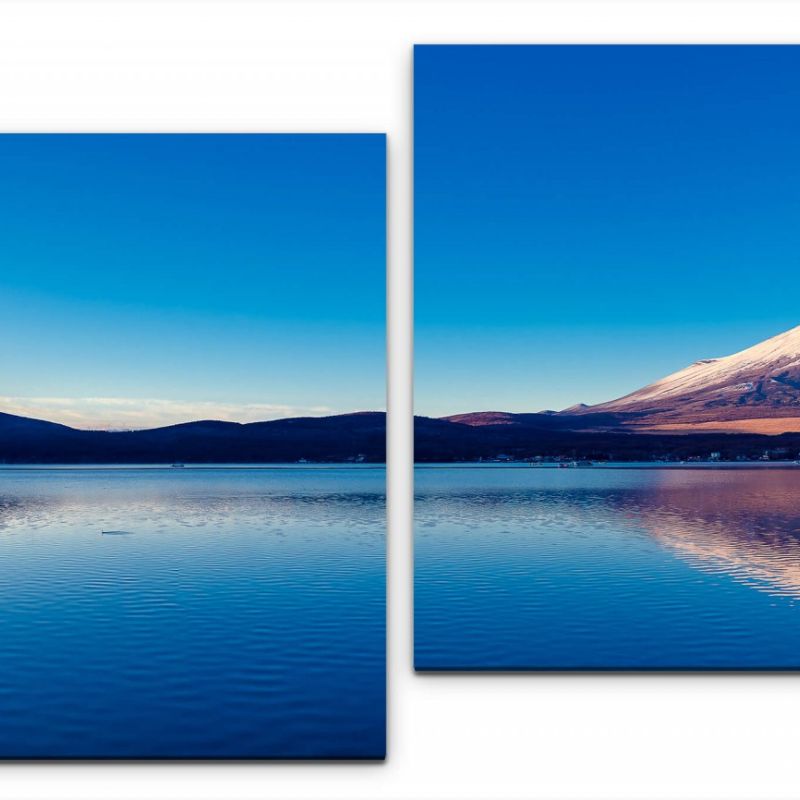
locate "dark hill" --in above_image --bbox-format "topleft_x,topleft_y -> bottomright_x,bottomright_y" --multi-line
443,410 -> 631,431
0,412 -> 386,464
414,414 -> 800,463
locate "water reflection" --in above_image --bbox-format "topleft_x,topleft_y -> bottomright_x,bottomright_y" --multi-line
634,470 -> 800,599
415,467 -> 800,669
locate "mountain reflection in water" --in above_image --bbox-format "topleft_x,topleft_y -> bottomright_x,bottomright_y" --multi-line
415,466 -> 800,669
636,470 -> 800,600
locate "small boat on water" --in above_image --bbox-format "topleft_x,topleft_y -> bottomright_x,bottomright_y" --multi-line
171,463 -> 186,468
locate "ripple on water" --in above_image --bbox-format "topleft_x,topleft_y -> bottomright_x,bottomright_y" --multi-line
0,468 -> 385,758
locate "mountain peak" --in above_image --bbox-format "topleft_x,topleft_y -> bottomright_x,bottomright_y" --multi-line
577,323 -> 800,433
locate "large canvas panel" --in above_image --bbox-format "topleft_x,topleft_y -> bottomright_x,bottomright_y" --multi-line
414,45 -> 800,670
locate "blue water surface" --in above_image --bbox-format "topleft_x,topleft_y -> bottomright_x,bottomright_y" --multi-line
415,465 -> 800,670
0,466 -> 385,758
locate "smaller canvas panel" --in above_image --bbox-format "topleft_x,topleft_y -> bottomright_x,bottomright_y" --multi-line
0,133 -> 386,757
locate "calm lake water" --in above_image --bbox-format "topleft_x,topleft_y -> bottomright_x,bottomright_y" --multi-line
415,465 -> 800,670
0,466 -> 385,758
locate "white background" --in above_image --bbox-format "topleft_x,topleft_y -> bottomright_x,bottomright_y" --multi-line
2,2 -> 800,798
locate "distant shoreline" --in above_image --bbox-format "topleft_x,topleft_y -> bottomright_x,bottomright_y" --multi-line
415,461 -> 800,470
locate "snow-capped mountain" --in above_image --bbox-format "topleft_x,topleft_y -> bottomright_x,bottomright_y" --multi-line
574,324 -> 800,433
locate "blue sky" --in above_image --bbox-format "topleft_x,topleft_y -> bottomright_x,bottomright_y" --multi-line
0,134 -> 385,429
415,45 -> 800,417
